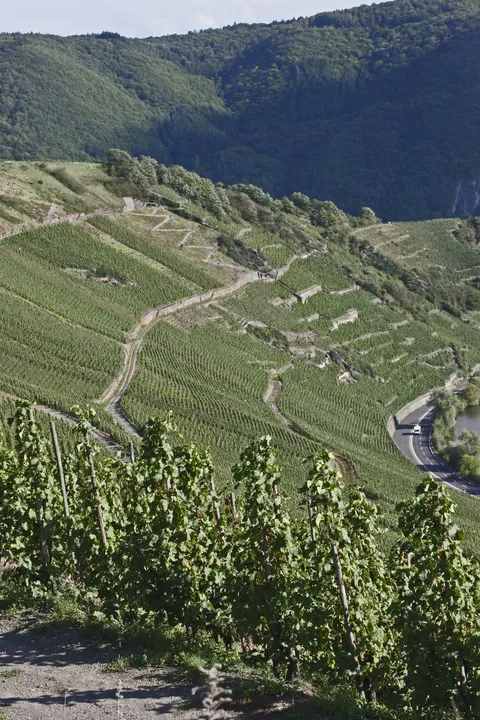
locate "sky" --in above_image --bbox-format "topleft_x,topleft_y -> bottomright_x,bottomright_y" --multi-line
1,0 -> 386,37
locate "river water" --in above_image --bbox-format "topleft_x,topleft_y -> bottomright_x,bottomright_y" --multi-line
454,405 -> 480,440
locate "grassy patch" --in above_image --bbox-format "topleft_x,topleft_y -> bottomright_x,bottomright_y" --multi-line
48,167 -> 86,194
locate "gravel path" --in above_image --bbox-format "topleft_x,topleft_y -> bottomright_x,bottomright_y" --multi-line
0,618 -> 236,720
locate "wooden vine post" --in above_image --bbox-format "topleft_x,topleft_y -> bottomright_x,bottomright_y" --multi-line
50,420 -> 69,517
87,446 -> 108,550
210,476 -> 222,528
29,408 -> 49,567
72,406 -> 108,552
228,491 -> 237,525
330,533 -> 365,699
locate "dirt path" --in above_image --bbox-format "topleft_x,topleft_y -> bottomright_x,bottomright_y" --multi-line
276,253 -> 298,279
99,241 -> 306,439
2,206 -> 310,458
99,271 -> 260,425
0,617 -> 237,720
262,363 -> 355,483
2,196 -> 135,240
34,405 -> 123,454
0,389 -> 123,456
263,363 -> 294,429
349,223 -> 384,239
0,617 -> 313,720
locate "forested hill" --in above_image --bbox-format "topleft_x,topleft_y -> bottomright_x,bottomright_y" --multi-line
4,0 -> 480,219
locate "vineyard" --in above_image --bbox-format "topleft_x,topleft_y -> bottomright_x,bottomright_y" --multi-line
2,403 -> 480,718
122,248 -> 480,550
3,161 -> 480,530
0,161 -> 254,436
352,219 -> 480,273
5,158 -> 480,717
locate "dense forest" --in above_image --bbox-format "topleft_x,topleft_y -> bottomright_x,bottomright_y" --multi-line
3,0 -> 480,220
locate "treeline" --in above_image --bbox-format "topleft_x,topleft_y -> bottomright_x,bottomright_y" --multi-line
1,401 -> 480,718
1,1 -> 480,218
105,148 -> 378,232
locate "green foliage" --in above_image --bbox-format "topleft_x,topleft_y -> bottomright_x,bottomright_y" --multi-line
116,414 -> 225,631
464,378 -> 480,407
0,402 -> 68,596
5,2 -> 480,218
217,235 -> 266,270
48,167 -> 86,194
301,452 -> 394,699
459,453 -> 480,480
4,404 -> 480,718
394,478 -> 480,717
231,437 -> 300,678
106,150 -> 158,197
431,380 -> 480,481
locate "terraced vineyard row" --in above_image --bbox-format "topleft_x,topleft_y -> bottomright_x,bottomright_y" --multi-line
121,322 -> 318,488
0,189 -> 248,439
358,218 -> 480,272
3,160 -> 480,554
118,239 -> 480,550
88,215 -> 226,290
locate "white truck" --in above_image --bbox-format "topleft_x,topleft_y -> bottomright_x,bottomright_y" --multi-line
413,424 -> 421,435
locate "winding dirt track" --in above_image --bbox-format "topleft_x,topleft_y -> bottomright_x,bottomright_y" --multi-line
262,363 -> 355,483
99,268 -> 261,435
3,202 -> 321,460
97,219 -> 306,436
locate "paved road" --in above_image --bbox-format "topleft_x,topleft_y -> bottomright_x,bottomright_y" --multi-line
392,404 -> 480,497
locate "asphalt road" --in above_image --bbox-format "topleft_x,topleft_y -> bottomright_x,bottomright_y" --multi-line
392,404 -> 480,497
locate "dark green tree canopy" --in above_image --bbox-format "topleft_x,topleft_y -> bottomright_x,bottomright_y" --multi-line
1,0 -> 480,219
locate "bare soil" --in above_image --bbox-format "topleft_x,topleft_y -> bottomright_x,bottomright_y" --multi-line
0,617 -> 317,720
0,617 -> 234,719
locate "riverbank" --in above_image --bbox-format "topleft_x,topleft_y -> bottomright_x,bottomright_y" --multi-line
430,376 -> 480,481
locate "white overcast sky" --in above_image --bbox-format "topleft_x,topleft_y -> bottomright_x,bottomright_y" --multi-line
2,0 -> 387,37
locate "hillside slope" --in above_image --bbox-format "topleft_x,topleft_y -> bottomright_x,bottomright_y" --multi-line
3,159 -> 480,553
2,0 -> 480,218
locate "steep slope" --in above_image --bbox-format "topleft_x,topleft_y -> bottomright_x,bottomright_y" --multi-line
3,160 -> 480,553
0,35 -> 221,160
2,1 -> 480,218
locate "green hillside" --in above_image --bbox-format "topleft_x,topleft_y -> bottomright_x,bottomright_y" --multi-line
2,0 -> 480,219
3,158 -> 480,555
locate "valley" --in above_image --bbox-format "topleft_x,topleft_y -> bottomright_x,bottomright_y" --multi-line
2,159 -> 480,553
5,1 -> 480,713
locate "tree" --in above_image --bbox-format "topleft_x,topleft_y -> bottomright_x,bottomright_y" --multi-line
228,190 -> 258,222
464,378 -> 480,407
310,200 -> 348,228
138,155 -> 158,189
105,149 -> 135,178
360,207 -> 379,224
290,191 -> 311,211
459,429 -> 480,458
459,453 -> 480,481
